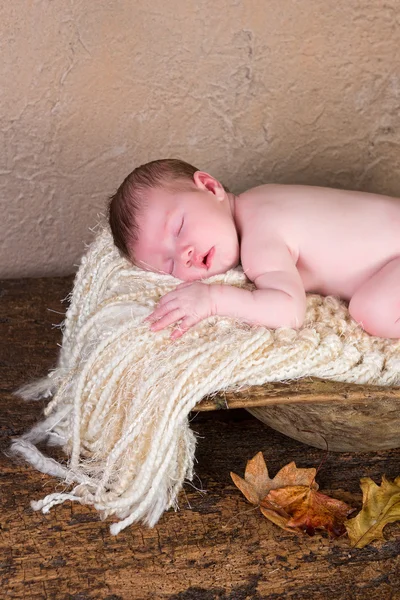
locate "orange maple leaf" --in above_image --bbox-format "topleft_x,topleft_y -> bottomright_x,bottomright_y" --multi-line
265,485 -> 354,537
231,452 -> 354,537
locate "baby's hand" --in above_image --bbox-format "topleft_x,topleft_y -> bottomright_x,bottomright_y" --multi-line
145,282 -> 215,339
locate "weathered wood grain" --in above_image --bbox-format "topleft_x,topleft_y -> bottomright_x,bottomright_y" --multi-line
1,277 -> 399,600
202,379 -> 400,452
201,378 -> 400,411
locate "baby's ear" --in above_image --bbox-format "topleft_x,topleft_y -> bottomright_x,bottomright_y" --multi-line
193,171 -> 225,200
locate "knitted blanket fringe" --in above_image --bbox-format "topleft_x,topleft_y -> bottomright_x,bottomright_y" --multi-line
10,227 -> 400,534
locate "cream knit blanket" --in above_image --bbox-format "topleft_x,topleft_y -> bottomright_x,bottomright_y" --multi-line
11,228 -> 400,534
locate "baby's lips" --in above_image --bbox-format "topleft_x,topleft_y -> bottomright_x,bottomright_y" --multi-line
194,247 -> 214,270
206,246 -> 215,269
193,252 -> 207,269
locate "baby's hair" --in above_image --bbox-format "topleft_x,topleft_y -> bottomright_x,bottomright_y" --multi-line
108,158 -> 201,261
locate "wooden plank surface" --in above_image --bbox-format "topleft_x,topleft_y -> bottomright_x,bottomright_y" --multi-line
201,378 -> 400,411
1,276 -> 399,600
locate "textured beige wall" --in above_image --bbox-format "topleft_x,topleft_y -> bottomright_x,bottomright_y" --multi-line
1,1 -> 400,277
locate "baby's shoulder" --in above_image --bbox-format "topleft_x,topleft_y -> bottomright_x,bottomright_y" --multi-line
236,186 -> 301,272
236,183 -> 295,216
235,185 -> 289,237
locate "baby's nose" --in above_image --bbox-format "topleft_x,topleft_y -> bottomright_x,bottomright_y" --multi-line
180,245 -> 194,267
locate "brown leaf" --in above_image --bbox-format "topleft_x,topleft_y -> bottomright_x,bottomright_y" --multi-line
231,452 -> 354,538
266,485 -> 354,537
345,476 -> 400,548
259,505 -> 295,532
230,451 -> 318,506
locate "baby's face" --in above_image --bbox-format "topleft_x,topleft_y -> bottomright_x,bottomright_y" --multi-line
133,185 -> 240,281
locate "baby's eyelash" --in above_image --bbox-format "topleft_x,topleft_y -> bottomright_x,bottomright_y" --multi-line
177,218 -> 184,236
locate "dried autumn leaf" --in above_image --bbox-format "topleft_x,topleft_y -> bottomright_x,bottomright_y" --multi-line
345,475 -> 400,548
231,452 -> 354,538
230,451 -> 318,505
265,485 -> 354,537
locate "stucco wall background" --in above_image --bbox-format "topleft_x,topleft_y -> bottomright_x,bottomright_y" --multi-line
1,1 -> 400,278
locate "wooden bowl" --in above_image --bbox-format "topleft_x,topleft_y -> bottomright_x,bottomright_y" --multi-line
195,378 -> 400,452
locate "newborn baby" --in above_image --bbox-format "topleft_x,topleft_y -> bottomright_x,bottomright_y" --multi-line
108,159 -> 400,340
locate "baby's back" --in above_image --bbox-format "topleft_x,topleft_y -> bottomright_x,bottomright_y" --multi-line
237,184 -> 400,300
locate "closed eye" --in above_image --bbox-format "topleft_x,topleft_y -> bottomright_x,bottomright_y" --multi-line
176,217 -> 184,236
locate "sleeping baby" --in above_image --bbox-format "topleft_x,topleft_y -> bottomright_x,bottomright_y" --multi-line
108,158 -> 400,340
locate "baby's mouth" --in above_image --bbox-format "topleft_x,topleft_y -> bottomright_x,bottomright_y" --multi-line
204,247 -> 215,269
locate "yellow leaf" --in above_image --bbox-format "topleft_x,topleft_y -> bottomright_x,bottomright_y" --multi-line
345,475 -> 400,548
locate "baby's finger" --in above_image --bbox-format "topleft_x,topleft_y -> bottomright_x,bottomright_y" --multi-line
156,291 -> 179,306
170,315 -> 199,339
146,299 -> 178,322
150,308 -> 185,331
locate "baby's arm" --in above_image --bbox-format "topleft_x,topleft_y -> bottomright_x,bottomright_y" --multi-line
211,238 -> 306,329
210,281 -> 304,329
146,238 -> 306,338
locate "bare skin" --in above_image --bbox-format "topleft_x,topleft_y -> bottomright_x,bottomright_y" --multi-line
133,171 -> 400,339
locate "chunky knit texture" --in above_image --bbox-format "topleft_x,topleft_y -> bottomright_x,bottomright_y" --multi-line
11,227 -> 400,534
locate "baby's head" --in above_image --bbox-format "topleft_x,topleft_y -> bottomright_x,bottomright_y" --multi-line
108,158 -> 240,281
